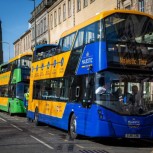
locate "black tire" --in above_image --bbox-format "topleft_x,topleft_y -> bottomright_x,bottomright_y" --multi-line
8,105 -> 12,116
27,117 -> 33,122
69,114 -> 77,139
35,108 -> 40,126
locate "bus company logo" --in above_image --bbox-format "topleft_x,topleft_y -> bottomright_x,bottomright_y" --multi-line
60,57 -> 64,66
86,51 -> 89,57
41,63 -> 44,70
53,60 -> 56,68
128,118 -> 140,128
56,106 -> 61,112
82,58 -> 93,65
47,62 -> 50,69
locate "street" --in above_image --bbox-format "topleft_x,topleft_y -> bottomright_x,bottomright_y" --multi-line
0,111 -> 153,153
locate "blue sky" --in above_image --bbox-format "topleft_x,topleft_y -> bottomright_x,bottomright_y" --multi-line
0,0 -> 41,62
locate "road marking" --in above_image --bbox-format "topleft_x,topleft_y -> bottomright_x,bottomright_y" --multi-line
48,132 -> 54,136
39,129 -> 45,131
0,117 -> 7,122
10,124 -> 23,131
30,135 -> 54,150
75,144 -> 84,148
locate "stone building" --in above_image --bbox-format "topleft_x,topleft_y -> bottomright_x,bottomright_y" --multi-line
118,0 -> 153,14
13,29 -> 32,57
0,20 -> 3,64
29,0 -> 56,48
48,0 -> 117,44
13,0 -> 153,56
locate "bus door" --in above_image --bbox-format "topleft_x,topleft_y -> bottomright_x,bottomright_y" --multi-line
33,81 -> 43,114
69,75 -> 94,133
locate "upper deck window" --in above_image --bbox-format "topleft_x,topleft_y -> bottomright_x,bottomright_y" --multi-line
33,45 -> 57,62
105,13 -> 153,45
20,55 -> 32,68
73,21 -> 101,49
0,63 -> 10,73
59,32 -> 76,52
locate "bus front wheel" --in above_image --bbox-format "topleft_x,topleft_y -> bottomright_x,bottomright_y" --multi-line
69,114 -> 77,139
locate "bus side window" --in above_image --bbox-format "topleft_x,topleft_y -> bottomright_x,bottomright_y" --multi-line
10,85 -> 16,98
61,32 -> 76,52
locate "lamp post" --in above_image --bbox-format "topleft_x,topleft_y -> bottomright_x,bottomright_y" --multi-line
30,0 -> 37,48
0,41 -> 10,60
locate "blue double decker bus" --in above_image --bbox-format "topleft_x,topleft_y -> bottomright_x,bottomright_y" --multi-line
27,10 -> 153,139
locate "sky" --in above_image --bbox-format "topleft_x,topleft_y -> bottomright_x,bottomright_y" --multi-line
0,0 -> 42,62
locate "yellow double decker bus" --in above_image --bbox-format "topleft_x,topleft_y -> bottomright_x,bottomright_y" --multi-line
27,10 -> 153,139
0,52 -> 32,115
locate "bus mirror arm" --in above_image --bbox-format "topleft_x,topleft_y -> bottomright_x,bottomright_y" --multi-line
75,86 -> 80,98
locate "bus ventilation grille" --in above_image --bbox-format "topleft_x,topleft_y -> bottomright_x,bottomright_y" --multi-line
79,150 -> 109,153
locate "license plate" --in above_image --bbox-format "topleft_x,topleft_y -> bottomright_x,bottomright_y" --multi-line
125,134 -> 141,138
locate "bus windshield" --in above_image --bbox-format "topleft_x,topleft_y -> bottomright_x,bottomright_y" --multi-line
95,71 -> 153,115
105,13 -> 153,44
20,55 -> 32,68
16,83 -> 29,100
105,13 -> 153,69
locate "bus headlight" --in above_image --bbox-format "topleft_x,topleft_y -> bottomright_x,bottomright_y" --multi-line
97,109 -> 103,119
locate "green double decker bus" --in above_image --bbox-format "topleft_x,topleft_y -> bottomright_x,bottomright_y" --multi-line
0,52 -> 32,115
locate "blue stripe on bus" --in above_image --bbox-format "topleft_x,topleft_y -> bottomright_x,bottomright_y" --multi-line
76,41 -> 107,75
27,103 -> 153,138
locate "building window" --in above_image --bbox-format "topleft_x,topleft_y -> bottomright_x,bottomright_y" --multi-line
125,5 -> 131,10
90,0 -> 95,3
37,23 -> 40,36
68,0 -> 71,17
32,27 -> 34,40
58,7 -> 61,24
44,17 -> 46,31
54,11 -> 57,27
63,3 -> 66,21
41,20 -> 43,34
77,0 -> 81,12
84,0 -> 88,7
50,14 -> 53,29
138,0 -> 144,12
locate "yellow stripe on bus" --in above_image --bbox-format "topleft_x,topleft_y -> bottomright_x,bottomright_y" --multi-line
31,51 -> 71,80
0,71 -> 11,85
29,100 -> 66,119
0,97 -> 9,106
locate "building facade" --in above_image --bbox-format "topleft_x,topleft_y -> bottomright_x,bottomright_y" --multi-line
29,0 -> 57,48
48,0 -> 153,44
13,29 -> 32,56
118,0 -> 153,14
0,20 -> 3,64
14,0 -> 153,56
48,0 -> 117,44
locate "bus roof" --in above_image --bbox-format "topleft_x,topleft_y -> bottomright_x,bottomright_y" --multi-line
61,9 -> 153,38
0,62 -> 9,67
9,51 -> 32,63
35,44 -> 58,50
